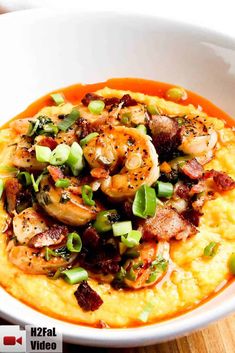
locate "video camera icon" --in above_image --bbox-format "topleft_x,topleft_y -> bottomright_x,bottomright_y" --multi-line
0,326 -> 26,352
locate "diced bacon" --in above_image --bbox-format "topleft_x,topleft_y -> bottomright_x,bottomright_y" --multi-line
74,281 -> 103,311
204,169 -> 235,191
120,94 -> 137,107
47,166 -> 64,182
28,225 -> 68,248
181,158 -> 203,180
182,209 -> 202,227
38,136 -> 58,150
81,93 -> 104,106
139,206 -> 197,241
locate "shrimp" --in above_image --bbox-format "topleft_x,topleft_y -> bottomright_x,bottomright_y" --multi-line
83,126 -> 159,200
37,176 -> 102,226
124,241 -> 170,289
8,244 -> 77,274
179,116 -> 218,165
13,207 -> 48,244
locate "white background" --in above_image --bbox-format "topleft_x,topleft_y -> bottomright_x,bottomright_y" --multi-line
0,0 -> 234,38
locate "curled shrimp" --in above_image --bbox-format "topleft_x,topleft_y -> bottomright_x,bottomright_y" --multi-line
124,241 -> 170,289
179,116 -> 217,165
83,126 -> 159,200
37,176 -> 102,226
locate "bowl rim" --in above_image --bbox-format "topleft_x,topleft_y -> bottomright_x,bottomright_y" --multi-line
0,7 -> 235,347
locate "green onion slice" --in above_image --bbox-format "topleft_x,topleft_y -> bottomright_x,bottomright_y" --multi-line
55,179 -> 70,188
17,171 -> 32,186
41,123 -> 59,136
203,241 -> 219,257
50,93 -> 65,106
57,108 -> 80,131
132,184 -> 157,219
67,142 -> 84,176
93,209 -> 119,233
35,145 -> 52,163
80,132 -> 99,148
156,181 -> 173,198
45,247 -> 57,261
49,143 -> 70,166
62,267 -> 88,285
112,221 -> 132,237
0,165 -> 18,173
121,230 -> 142,248
82,185 -> 95,206
31,172 -> 44,192
0,179 -> 4,199
147,105 -> 159,115
136,124 -> 147,134
138,303 -> 153,322
228,253 -> 235,275
88,100 -> 105,115
27,119 -> 40,137
66,232 -> 82,253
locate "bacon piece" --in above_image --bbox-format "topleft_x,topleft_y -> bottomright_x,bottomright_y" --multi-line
47,166 -> 64,182
90,167 -> 109,179
5,178 -> 22,214
182,209 -> 202,227
104,97 -> 120,106
81,93 -> 104,106
204,170 -> 235,191
76,118 -> 93,139
139,206 -> 197,241
82,226 -> 100,249
181,158 -> 203,180
38,136 -> 58,150
149,115 -> 181,160
175,182 -> 191,199
28,225 -> 68,248
120,94 -> 137,107
74,281 -> 103,311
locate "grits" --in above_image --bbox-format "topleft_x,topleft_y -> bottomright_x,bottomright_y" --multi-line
0,85 -> 234,328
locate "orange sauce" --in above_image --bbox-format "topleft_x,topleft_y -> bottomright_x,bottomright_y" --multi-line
3,77 -> 235,328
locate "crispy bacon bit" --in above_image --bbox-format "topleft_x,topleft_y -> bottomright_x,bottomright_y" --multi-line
204,170 -> 235,191
181,158 -> 203,180
175,182 -> 191,199
28,225 -> 68,248
149,115 -> 181,160
74,281 -> 103,311
139,206 -> 197,241
5,178 -> 22,214
81,93 -> 104,106
76,118 -> 93,139
104,97 -> 120,106
38,137 -> 58,150
90,167 -> 109,179
182,208 -> 202,227
82,226 -> 100,249
120,94 -> 137,107
47,166 -> 64,182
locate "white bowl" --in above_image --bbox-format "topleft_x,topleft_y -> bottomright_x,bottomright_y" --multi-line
0,8 -> 235,347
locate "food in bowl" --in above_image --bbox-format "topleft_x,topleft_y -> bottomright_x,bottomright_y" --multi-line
0,78 -> 234,328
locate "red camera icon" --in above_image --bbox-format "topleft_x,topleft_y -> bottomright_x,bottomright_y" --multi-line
3,336 -> 23,346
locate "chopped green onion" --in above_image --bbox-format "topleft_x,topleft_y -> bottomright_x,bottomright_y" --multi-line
228,253 -> 235,275
121,230 -> 142,248
115,267 -> 127,281
132,184 -> 157,219
57,108 -> 80,131
138,303 -> 154,322
146,271 -> 159,283
203,242 -> 219,257
50,93 -> 65,106
93,209 -> 119,233
0,165 -> 18,173
82,185 -> 95,206
88,100 -> 105,115
27,119 -> 40,136
55,179 -> 70,188
112,221 -> 132,237
49,143 -> 70,166
35,145 -> 52,163
62,267 -> 88,284
51,267 -> 64,280
156,181 -> 173,198
0,179 -> 4,199
66,232 -> 82,253
124,248 -> 140,259
41,123 -> 59,136
17,171 -> 32,186
151,256 -> 168,272
121,112 -> 131,124
136,124 -> 147,134
31,172 -> 44,192
147,105 -> 159,115
80,132 -> 99,148
125,267 -> 137,281
67,142 -> 84,176
45,247 -> 57,261
165,87 -> 187,102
